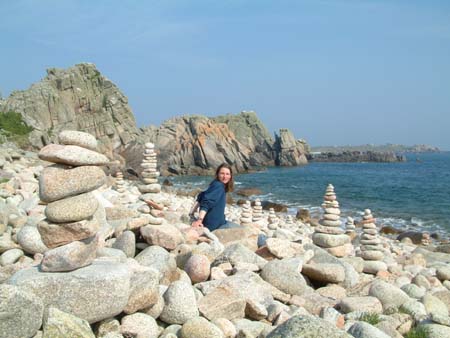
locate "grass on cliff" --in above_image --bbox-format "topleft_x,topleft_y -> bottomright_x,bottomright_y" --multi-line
0,111 -> 33,147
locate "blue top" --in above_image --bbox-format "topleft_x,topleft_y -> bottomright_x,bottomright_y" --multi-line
197,180 -> 226,231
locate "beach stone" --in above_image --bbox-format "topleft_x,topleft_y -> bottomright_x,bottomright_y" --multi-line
124,260 -> 160,314
38,217 -> 100,248
96,318 -> 121,337
96,247 -> 127,261
401,284 -> 426,299
198,286 -> 246,320
212,318 -> 236,338
369,280 -> 410,311
316,285 -> 347,300
302,263 -> 345,283
184,254 -> 211,283
413,274 -> 431,289
361,250 -> 384,261
312,233 -> 350,248
419,323 -> 450,338
38,144 -> 109,166
17,226 -> 48,254
267,315 -> 352,338
0,233 -> 22,253
339,296 -> 382,314
138,184 -> 161,193
180,316 -> 224,338
140,224 -> 184,250
400,299 -> 428,321
39,165 -> 106,202
314,225 -> 345,235
45,192 -> 99,223
437,266 -> 450,281
160,281 -> 199,324
120,313 -> 159,338
0,248 -> 24,266
7,261 -> 131,323
431,312 -> 450,326
363,260 -> 388,274
260,257 -> 306,296
213,243 -> 267,269
135,245 -> 178,285
43,307 -> 95,338
0,284 -> 44,338
431,290 -> 450,311
348,321 -> 390,338
245,299 -> 268,320
422,293 -> 449,317
112,230 -> 136,258
266,238 -> 304,258
58,130 -> 98,150
40,237 -> 99,272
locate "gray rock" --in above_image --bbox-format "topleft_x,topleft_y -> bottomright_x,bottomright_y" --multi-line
45,192 -> 99,223
260,257 -> 306,296
233,318 -> 272,337
0,248 -> 24,266
348,321 -> 391,338
140,224 -> 184,250
419,323 -> 450,338
112,230 -> 135,258
312,233 -> 350,248
401,283 -> 426,299
135,245 -> 178,285
339,296 -> 382,314
267,315 -> 352,338
302,263 -> 345,283
198,285 -> 246,321
43,307 -> 95,338
58,130 -> 98,151
0,284 -> 44,338
400,299 -> 428,322
180,316 -> 224,338
160,281 -> 199,324
39,165 -> 106,202
17,226 -> 48,254
422,293 -> 449,317
0,232 -> 20,253
120,313 -> 159,338
96,318 -> 121,338
213,243 -> 267,269
96,247 -> 127,261
8,260 -> 131,323
369,280 -> 410,311
38,144 -> 109,166
437,266 -> 450,281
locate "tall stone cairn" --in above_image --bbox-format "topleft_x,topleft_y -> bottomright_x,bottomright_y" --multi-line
359,209 -> 387,274
115,170 -> 126,193
240,201 -> 253,226
312,184 -> 352,257
285,215 -> 294,225
268,208 -> 279,230
252,199 -> 263,222
345,216 -> 357,240
37,130 -> 109,272
138,143 -> 161,194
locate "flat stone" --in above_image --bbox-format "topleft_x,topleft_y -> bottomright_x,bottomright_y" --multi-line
120,313 -> 159,338
38,144 -> 109,166
266,238 -> 304,259
369,280 -> 410,311
45,192 -> 99,223
323,213 -> 340,221
43,307 -> 95,338
363,260 -> 387,274
348,321 -> 390,338
198,286 -> 246,321
316,285 -> 347,300
213,243 -> 267,269
138,184 -> 161,193
39,165 -> 106,202
312,233 -> 350,248
422,293 -> 449,317
314,225 -> 345,235
361,250 -> 384,261
160,281 -> 199,324
213,227 -> 259,251
302,263 -> 345,283
320,219 -> 342,227
58,130 -> 98,151
38,217 -> 100,248
8,260 -> 131,323
0,248 -> 24,266
0,284 -> 44,338
141,224 -> 184,250
326,243 -> 353,257
180,316 -> 224,338
16,226 -> 48,254
339,296 -> 382,314
260,257 -> 306,296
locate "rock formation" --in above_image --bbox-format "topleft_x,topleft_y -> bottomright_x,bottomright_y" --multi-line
274,129 -> 309,166
312,184 -> 352,257
359,209 -> 387,274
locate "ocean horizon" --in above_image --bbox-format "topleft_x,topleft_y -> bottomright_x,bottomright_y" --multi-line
170,151 -> 450,238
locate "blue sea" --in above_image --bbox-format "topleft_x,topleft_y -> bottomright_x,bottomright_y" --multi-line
169,152 -> 450,237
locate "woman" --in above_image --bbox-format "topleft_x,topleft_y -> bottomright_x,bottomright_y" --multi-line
191,163 -> 240,231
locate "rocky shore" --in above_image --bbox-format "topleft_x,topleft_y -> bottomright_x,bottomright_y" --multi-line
309,151 -> 407,163
1,131 -> 450,338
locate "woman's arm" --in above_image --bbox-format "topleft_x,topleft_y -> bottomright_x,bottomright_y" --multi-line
191,209 -> 207,227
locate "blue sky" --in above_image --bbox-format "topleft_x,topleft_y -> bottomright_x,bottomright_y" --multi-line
1,0 -> 449,149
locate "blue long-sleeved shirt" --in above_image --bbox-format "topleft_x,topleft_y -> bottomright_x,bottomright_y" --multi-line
197,180 -> 226,231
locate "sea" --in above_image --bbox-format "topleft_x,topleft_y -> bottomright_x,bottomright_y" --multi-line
169,152 -> 450,238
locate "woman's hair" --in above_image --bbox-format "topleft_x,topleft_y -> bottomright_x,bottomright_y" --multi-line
215,163 -> 234,192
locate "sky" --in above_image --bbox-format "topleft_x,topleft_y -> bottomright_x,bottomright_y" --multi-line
1,0 -> 449,150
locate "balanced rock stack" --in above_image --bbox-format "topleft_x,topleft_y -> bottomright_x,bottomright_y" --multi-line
359,209 -> 387,274
114,170 -> 126,193
268,208 -> 279,230
312,184 -> 352,257
37,130 -> 109,272
240,201 -> 253,226
138,142 -> 161,194
285,215 -> 294,225
345,216 -> 357,240
252,199 -> 264,222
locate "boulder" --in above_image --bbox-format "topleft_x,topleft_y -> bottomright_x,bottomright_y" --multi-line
44,192 -> 99,223
120,313 -> 159,338
159,281 -> 199,324
198,286 -> 246,321
58,130 -> 98,150
180,316 -> 224,338
339,296 -> 382,314
43,307 -> 95,338
16,226 -> 48,254
348,322 -> 391,338
140,224 -> 184,250
38,144 -> 110,166
135,245 -> 178,285
260,258 -> 306,296
369,280 -> 410,311
302,263 -> 345,283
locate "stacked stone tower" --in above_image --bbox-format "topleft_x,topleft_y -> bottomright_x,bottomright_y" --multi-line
312,184 -> 352,257
37,130 -> 109,272
268,208 -> 279,230
252,199 -> 263,222
240,201 -> 253,226
115,170 -> 126,193
138,143 -> 161,194
345,216 -> 357,240
359,209 -> 387,274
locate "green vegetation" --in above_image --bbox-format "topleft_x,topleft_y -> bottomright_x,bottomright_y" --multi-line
404,326 -> 428,338
0,111 -> 33,147
0,178 -> 9,184
359,312 -> 381,325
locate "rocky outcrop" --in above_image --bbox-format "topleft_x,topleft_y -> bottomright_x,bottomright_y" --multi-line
273,129 -> 308,166
0,63 -> 140,157
309,151 -> 406,163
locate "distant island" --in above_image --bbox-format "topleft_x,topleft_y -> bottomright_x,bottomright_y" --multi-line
311,143 -> 441,154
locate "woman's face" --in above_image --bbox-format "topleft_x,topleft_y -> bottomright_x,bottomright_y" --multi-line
218,167 -> 231,184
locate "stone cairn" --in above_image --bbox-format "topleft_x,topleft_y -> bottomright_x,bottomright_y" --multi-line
114,170 -> 126,193
285,215 -> 294,225
240,200 -> 253,226
345,216 -> 357,240
37,130 -> 109,272
252,199 -> 263,222
359,209 -> 387,274
312,184 -> 352,257
268,208 -> 279,230
137,143 -> 163,225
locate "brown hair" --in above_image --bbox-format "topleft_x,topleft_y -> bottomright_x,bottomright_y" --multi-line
215,163 -> 234,193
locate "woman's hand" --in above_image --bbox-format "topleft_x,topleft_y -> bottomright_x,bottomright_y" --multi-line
191,219 -> 204,228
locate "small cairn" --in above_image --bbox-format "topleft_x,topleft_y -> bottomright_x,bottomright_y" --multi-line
285,215 -> 294,225
37,130 -> 109,272
138,142 -> 161,194
345,216 -> 357,240
114,170 -> 126,193
268,208 -> 279,230
240,201 -> 253,226
359,209 -> 387,274
312,184 -> 352,257
252,199 -> 264,222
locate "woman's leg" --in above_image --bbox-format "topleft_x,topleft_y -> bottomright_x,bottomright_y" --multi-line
217,221 -> 243,230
